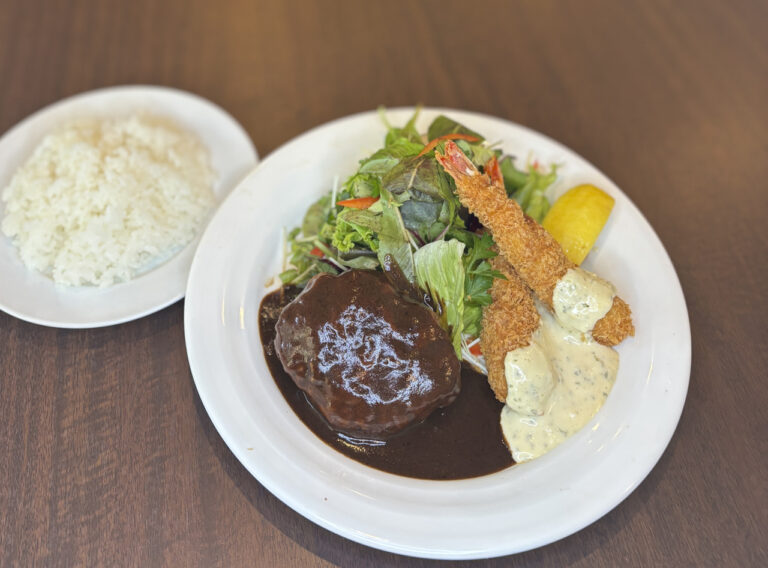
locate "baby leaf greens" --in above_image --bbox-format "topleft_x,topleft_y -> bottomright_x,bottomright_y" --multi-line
280,110 -> 559,361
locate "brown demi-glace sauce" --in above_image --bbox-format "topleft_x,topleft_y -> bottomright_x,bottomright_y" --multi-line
259,287 -> 514,480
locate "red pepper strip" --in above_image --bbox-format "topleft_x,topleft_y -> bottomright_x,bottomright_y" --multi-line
485,155 -> 504,189
335,196 -> 379,209
469,342 -> 483,356
417,133 -> 481,158
309,246 -> 324,257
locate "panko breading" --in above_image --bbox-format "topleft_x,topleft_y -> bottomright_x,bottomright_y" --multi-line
592,296 -> 634,345
436,141 -> 634,347
480,257 -> 539,402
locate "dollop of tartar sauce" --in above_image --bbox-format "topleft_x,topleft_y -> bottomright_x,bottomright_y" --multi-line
503,337 -> 556,416
500,268 -> 620,463
553,268 -> 616,333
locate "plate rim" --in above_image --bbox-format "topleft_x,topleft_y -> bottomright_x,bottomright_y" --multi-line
184,106 -> 691,559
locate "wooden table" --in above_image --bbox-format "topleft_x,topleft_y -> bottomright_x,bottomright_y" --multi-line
1,0 -> 766,565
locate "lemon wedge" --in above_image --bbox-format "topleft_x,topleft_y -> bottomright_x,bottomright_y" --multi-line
541,184 -> 614,265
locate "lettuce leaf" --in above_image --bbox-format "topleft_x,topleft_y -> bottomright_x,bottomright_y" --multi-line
499,156 -> 558,222
341,172 -> 381,199
499,155 -> 528,190
413,239 -> 466,357
329,208 -> 380,253
301,194 -> 331,237
427,115 -> 483,141
376,188 -> 415,283
381,106 -> 423,145
454,231 -> 501,337
358,138 -> 424,176
382,156 -> 461,240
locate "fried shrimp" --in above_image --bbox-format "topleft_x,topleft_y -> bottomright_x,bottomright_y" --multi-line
480,256 -> 539,402
436,141 -> 633,346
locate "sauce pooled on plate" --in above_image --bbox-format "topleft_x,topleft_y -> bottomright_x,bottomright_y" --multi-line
259,281 -> 513,480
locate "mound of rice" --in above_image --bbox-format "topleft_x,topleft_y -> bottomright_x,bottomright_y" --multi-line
1,115 -> 215,287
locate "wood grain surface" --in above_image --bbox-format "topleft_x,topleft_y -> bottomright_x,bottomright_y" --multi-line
1,0 -> 766,566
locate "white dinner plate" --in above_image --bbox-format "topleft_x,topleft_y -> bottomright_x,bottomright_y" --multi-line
0,85 -> 257,328
184,108 -> 690,559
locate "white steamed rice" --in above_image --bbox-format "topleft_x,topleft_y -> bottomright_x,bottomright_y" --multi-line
1,115 -> 215,287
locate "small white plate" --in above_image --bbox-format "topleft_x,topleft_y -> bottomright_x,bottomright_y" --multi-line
0,85 -> 257,328
184,108 -> 691,559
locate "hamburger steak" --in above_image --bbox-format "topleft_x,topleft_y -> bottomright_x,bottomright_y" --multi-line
274,270 -> 461,438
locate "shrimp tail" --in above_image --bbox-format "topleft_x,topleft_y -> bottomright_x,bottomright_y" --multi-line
435,140 -> 481,179
485,156 -> 505,190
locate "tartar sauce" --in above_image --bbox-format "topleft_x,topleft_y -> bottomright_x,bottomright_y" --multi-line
500,268 -> 620,463
553,267 -> 616,333
503,334 -> 556,416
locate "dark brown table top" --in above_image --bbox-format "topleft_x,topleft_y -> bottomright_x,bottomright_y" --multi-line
1,0 -> 766,565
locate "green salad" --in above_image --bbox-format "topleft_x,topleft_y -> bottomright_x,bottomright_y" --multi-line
279,109 -> 558,365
